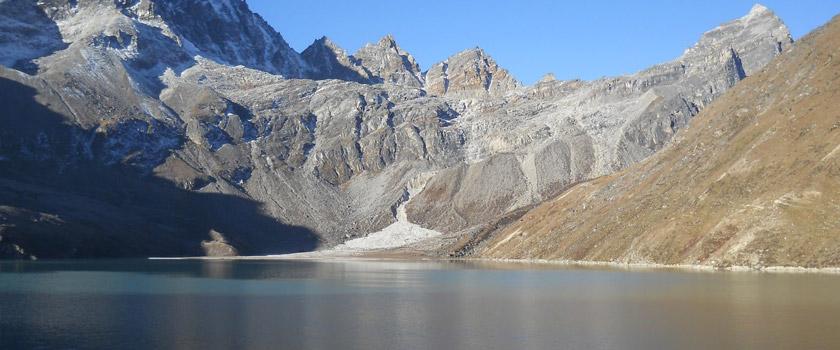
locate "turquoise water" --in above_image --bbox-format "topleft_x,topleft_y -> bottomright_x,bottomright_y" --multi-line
1,259 -> 839,349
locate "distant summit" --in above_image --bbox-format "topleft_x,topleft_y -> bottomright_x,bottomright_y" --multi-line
682,2 -> 792,76
351,34 -> 425,87
301,35 -> 520,96
425,47 -> 520,97
301,36 -> 371,82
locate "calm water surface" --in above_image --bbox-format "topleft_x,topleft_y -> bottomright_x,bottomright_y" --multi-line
1,259 -> 839,349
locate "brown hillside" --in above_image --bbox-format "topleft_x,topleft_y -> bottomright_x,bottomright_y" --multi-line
475,15 -> 840,269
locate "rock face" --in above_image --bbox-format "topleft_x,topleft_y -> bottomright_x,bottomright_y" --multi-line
425,48 -> 520,97
690,4 -> 792,77
473,14 -> 840,269
0,0 -> 795,258
143,0 -> 311,77
347,34 -> 425,87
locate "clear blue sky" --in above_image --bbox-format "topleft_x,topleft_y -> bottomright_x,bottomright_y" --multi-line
249,0 -> 840,84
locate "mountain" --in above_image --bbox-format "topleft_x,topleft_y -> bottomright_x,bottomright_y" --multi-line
302,37 -> 520,96
149,0 -> 311,77
301,36 -> 371,82
470,13 -> 840,269
404,5 -> 792,235
300,34 -> 426,87
5,0 -> 310,78
0,1 -> 793,259
341,34 -> 427,87
424,47 -> 520,97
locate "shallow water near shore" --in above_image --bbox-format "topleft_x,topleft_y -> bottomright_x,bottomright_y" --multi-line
1,258 -> 839,349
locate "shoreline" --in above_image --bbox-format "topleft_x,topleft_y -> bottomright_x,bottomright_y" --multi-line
466,257 -> 840,274
149,253 -> 840,275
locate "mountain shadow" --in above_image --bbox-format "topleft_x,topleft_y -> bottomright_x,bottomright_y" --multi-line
0,76 -> 320,259
0,1 -> 69,75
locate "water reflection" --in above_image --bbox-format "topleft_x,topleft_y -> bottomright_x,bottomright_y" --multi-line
1,259 -> 840,349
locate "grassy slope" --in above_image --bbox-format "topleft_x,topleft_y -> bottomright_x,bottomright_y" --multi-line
476,16 -> 840,268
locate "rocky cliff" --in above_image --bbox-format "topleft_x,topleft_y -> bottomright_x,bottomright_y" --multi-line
472,13 -> 840,269
0,1 -> 793,258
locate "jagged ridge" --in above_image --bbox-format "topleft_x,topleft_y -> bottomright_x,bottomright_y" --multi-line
0,1 -> 796,259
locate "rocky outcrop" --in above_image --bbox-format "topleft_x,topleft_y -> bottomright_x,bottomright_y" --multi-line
424,48 -> 519,97
0,1 -> 797,258
473,13 -> 840,269
201,230 -> 239,257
